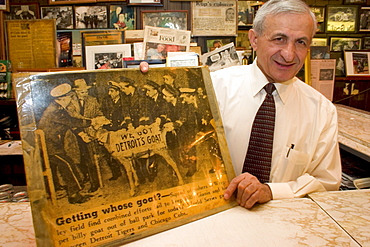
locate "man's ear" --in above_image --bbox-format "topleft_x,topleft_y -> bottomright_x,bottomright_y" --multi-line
249,29 -> 258,50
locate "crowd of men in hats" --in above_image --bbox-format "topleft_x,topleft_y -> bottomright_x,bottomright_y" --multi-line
39,74 -> 215,204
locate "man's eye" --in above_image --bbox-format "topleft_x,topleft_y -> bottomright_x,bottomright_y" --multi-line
297,40 -> 307,46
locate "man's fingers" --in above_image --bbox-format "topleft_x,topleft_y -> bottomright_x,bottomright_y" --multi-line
224,174 -> 248,199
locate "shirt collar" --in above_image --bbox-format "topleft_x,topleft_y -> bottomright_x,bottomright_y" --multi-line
250,59 -> 296,105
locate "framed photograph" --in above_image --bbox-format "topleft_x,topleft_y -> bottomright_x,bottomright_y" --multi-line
85,44 -> 131,70
0,0 -> 9,12
344,50 -> 370,76
325,5 -> 358,33
81,30 -> 125,66
343,0 -> 367,4
330,37 -> 362,51
310,6 -> 325,23
6,3 -> 39,20
41,6 -> 73,30
192,0 -> 237,36
236,30 -> 250,50
310,46 -> 330,59
237,1 -> 263,26
141,10 -> 188,30
74,5 -> 108,29
359,7 -> 370,31
205,37 -> 235,52
49,0 -> 96,5
13,67 -> 235,246
109,5 -> 135,30
363,36 -> 370,49
127,0 -> 163,6
330,51 -> 346,77
312,37 -> 328,46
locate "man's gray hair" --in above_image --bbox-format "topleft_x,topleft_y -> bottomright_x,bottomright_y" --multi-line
253,0 -> 317,37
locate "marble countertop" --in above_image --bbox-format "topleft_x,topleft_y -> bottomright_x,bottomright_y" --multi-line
336,104 -> 370,157
0,197 -> 359,247
309,189 -> 370,247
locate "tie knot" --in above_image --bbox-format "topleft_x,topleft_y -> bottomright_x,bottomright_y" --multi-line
264,83 -> 276,95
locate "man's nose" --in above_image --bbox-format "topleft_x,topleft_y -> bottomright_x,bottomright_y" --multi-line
280,42 -> 296,63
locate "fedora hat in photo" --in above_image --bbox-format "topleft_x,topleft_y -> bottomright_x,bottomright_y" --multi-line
73,78 -> 91,90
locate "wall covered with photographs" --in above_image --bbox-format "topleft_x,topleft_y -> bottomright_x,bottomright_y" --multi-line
1,0 -> 370,82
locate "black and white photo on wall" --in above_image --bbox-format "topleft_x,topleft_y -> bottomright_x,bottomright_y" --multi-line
6,3 -> 39,20
74,5 -> 108,29
359,7 -> 370,31
325,5 -> 358,33
41,6 -> 73,29
330,37 -> 362,51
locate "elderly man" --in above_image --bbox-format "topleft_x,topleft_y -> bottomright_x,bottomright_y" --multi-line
141,0 -> 342,209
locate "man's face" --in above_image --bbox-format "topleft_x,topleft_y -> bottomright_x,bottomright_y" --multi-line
108,88 -> 120,100
162,89 -> 175,103
226,9 -> 235,20
249,13 -> 313,83
145,86 -> 157,99
157,45 -> 165,52
75,89 -> 88,99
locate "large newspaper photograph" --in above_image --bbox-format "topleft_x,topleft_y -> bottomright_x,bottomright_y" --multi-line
191,0 -> 237,36
143,26 -> 191,59
13,67 -> 236,246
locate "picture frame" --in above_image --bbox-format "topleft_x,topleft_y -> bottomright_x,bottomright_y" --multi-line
109,5 -> 135,30
127,0 -> 163,7
359,7 -> 370,31
310,6 -> 325,23
192,0 -> 237,36
5,19 -> 57,69
74,5 -> 108,29
85,44 -> 131,70
237,1 -> 263,26
205,37 -> 235,52
12,67 -> 235,246
49,0 -> 96,5
40,6 -> 73,30
330,51 -> 346,77
325,5 -> 358,33
344,50 -> 370,76
81,29 -> 125,66
0,0 -> 9,12
330,37 -> 362,51
312,37 -> 328,46
141,10 -> 188,30
363,36 -> 370,49
6,3 -> 39,20
343,0 -> 368,4
236,30 -> 250,50
57,31 -> 73,67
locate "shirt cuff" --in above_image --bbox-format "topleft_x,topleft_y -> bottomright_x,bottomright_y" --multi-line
267,183 -> 295,200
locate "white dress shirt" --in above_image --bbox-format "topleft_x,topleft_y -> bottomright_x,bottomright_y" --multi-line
211,61 -> 342,199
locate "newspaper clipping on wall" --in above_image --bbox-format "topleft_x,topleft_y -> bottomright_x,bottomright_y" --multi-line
310,59 -> 336,101
143,26 -> 191,60
191,0 -> 237,36
5,19 -> 57,70
200,42 -> 240,72
13,67 -> 236,246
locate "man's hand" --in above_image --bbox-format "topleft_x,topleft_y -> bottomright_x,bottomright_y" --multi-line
224,173 -> 272,209
140,61 -> 149,73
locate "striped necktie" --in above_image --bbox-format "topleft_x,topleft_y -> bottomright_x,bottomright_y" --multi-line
242,83 -> 276,183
